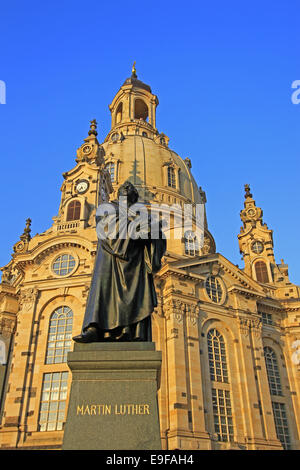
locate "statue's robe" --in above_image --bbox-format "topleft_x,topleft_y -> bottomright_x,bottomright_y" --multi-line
81,202 -> 166,341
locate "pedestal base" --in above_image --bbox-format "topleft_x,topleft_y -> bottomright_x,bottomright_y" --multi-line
62,342 -> 162,450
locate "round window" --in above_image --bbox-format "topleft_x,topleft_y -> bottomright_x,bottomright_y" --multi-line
52,254 -> 76,276
252,241 -> 264,254
205,276 -> 223,303
111,133 -> 119,143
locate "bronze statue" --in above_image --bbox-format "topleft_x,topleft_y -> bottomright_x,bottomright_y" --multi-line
73,181 -> 166,343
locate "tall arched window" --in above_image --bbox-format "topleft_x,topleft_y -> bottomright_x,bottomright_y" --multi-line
184,231 -> 199,256
207,329 -> 228,383
207,329 -> 233,442
264,347 -> 282,396
167,167 -> 176,188
45,306 -> 73,364
66,200 -> 81,221
255,260 -> 269,283
264,346 -> 291,449
105,162 -> 115,183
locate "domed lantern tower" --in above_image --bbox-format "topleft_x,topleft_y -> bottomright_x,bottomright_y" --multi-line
107,61 -> 159,136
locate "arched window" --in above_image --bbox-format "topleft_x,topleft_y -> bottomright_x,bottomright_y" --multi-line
45,306 -> 73,364
167,167 -> 176,188
207,329 -> 228,383
66,200 -> 81,221
106,162 -> 115,183
134,99 -> 148,121
184,231 -> 199,256
264,347 -> 282,396
255,260 -> 269,283
264,347 -> 291,449
116,102 -> 123,123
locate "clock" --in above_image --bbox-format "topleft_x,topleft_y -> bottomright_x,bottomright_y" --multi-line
82,145 -> 92,154
76,180 -> 89,194
247,209 -> 256,217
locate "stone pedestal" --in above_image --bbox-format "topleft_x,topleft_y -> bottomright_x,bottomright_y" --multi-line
62,342 -> 162,450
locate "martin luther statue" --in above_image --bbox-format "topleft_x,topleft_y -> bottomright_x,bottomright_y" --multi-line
73,181 -> 166,343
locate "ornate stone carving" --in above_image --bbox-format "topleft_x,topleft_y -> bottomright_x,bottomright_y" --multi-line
0,266 -> 14,285
0,317 -> 16,334
201,234 -> 215,255
19,288 -> 39,313
164,300 -> 200,326
185,303 -> 199,326
164,299 -> 184,323
13,219 -> 32,254
251,318 -> 262,338
82,284 -> 90,299
238,316 -> 262,337
238,317 -> 251,335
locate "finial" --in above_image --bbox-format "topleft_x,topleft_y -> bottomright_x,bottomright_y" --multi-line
199,186 -> 207,204
20,218 -> 32,242
244,184 -> 252,199
131,61 -> 137,78
88,119 -> 98,136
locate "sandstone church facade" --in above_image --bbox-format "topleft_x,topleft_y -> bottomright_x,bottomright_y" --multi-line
0,68 -> 299,450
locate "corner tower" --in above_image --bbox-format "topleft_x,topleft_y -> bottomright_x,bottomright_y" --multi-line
238,184 -> 300,297
238,184 -> 275,283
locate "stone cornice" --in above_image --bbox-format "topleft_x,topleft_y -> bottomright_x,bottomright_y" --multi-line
156,264 -> 205,283
228,284 -> 266,299
257,301 -> 284,312
0,283 -> 18,301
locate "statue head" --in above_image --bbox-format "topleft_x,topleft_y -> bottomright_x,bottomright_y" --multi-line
117,181 -> 139,205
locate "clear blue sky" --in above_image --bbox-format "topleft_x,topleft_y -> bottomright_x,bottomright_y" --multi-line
0,0 -> 299,283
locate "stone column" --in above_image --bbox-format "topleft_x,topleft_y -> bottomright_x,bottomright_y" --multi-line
251,320 -> 283,449
0,288 -> 38,448
184,304 -> 211,449
164,299 -> 190,449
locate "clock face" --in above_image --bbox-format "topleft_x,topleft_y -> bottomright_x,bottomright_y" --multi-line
247,209 -> 256,217
82,145 -> 92,154
76,180 -> 89,194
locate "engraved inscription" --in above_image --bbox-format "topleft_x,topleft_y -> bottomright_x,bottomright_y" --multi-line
76,404 -> 150,416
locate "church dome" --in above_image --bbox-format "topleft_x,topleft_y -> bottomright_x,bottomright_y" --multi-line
102,133 -> 203,207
